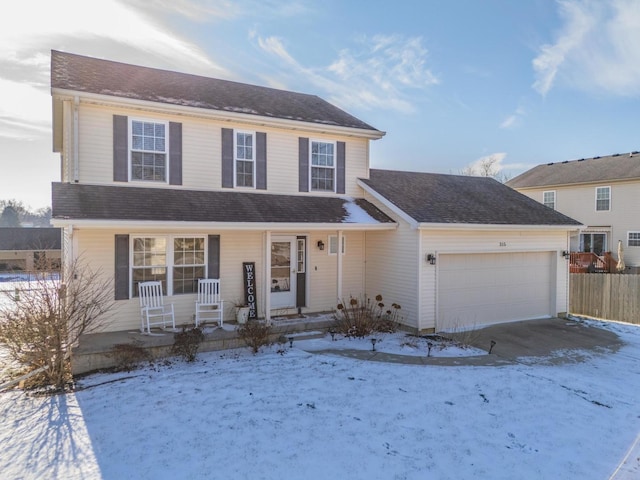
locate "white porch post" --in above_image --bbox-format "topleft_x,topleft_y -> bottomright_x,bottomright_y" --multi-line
337,230 -> 343,300
265,231 -> 271,325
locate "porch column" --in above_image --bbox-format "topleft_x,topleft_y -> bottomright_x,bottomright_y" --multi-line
264,231 -> 271,325
337,230 -> 343,300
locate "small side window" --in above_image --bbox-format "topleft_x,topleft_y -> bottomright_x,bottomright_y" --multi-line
543,190 -> 556,210
328,235 -> 346,255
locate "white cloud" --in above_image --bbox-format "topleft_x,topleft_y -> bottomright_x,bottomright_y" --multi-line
499,106 -> 526,129
255,33 -> 439,114
533,0 -> 640,96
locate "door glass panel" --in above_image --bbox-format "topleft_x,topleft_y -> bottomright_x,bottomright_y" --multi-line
271,242 -> 291,292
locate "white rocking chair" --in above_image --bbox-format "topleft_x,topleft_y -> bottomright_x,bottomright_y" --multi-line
195,278 -> 224,328
138,281 -> 175,334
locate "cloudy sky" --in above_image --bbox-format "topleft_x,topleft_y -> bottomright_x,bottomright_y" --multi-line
1,0 -> 639,209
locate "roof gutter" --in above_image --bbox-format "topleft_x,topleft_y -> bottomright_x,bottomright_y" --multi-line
50,219 -> 397,231
416,222 -> 584,231
51,88 -> 386,140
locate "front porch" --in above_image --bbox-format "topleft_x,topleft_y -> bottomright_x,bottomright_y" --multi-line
72,313 -> 335,375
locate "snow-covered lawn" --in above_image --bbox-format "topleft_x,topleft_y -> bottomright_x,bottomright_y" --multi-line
1,321 -> 640,479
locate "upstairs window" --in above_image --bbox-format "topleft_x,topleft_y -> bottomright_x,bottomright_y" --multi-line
596,186 -> 610,211
543,190 -> 556,210
131,119 -> 167,182
235,131 -> 255,188
310,141 -> 335,192
628,232 -> 640,247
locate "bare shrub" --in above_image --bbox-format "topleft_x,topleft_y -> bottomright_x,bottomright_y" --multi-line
0,257 -> 114,391
109,341 -> 150,372
238,320 -> 271,354
172,326 -> 205,362
333,294 -> 402,338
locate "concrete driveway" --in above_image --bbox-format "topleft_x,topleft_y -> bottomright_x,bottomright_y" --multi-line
458,317 -> 623,364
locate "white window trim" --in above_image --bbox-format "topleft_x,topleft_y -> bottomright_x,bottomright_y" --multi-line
130,234 -> 207,297
328,235 -> 346,255
309,139 -> 337,193
543,190 -> 556,210
233,129 -> 256,189
595,186 -> 611,212
129,117 -> 170,184
628,231 -> 640,247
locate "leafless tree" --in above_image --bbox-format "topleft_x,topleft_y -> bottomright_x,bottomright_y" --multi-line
0,257 -> 114,390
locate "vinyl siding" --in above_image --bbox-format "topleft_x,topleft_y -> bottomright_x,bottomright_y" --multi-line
73,103 -> 369,197
518,181 -> 640,266
361,194 -> 419,329
71,228 -> 368,332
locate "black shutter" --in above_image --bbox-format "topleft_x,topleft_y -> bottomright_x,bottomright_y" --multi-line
169,122 -> 182,185
221,128 -> 234,188
208,235 -> 220,278
113,115 -> 128,182
337,141 -> 345,194
256,132 -> 267,190
299,137 -> 309,192
114,234 -> 130,300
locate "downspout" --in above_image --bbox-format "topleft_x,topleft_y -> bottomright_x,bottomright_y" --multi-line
73,96 -> 79,182
265,231 -> 271,325
337,230 -> 343,299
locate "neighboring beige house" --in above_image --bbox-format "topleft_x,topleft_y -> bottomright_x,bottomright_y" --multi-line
508,153 -> 640,273
0,228 -> 61,273
50,51 -> 580,334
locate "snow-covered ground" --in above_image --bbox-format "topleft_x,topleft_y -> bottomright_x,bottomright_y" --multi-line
1,321 -> 640,479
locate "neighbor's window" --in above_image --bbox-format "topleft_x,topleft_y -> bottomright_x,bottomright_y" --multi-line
328,235 -> 346,255
596,186 -> 610,211
132,236 -> 206,296
543,190 -> 556,210
310,141 -> 335,192
235,131 -> 255,187
132,237 -> 167,296
130,119 -> 167,182
629,232 -> 640,247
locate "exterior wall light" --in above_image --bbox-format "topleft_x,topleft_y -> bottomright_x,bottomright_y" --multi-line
317,240 -> 325,251
426,253 -> 436,265
561,250 -> 570,259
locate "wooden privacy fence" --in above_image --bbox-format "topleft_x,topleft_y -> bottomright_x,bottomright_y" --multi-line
570,273 -> 640,324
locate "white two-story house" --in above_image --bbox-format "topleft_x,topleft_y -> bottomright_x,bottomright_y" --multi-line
51,51 -> 581,334
508,153 -> 640,273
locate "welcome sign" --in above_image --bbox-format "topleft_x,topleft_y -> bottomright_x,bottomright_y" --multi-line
242,262 -> 257,319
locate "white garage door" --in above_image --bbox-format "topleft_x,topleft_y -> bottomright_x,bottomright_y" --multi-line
438,252 -> 554,331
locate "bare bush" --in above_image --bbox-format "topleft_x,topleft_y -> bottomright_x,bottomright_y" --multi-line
109,341 -> 150,372
238,320 -> 271,354
172,326 -> 205,362
0,257 -> 114,391
333,294 -> 402,338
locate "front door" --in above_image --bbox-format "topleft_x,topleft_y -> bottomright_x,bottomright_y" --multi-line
270,236 -> 297,309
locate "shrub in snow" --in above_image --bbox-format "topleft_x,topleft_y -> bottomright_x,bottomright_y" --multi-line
333,294 -> 402,338
109,341 -> 151,372
172,326 -> 205,362
237,320 -> 271,354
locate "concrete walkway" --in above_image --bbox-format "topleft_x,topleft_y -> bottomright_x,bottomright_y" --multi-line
307,317 -> 623,367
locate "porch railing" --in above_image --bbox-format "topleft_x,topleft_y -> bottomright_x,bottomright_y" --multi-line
569,252 -> 615,273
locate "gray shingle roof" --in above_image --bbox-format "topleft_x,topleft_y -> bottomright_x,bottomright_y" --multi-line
507,152 -> 640,189
0,228 -> 61,250
51,183 -> 394,225
360,169 -> 581,226
51,50 -> 379,132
